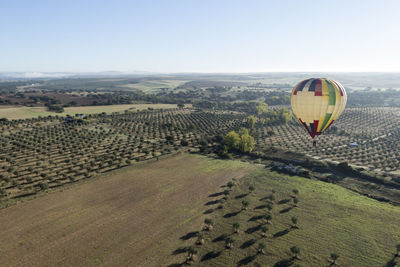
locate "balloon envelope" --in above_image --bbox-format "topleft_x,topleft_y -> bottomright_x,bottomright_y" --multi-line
290,78 -> 347,139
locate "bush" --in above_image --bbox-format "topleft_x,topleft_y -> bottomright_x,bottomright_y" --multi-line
38,182 -> 48,190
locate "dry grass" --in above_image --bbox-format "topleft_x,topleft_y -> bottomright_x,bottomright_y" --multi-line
0,103 -> 183,119
0,154 -> 256,266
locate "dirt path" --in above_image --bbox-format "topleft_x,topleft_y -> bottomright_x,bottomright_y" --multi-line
0,154 -> 256,267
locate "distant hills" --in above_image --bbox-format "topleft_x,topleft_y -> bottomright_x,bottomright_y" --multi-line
1,72 -> 400,90
0,71 -> 157,79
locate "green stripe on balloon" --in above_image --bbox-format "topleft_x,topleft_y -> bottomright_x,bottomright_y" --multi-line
326,80 -> 336,105
319,113 -> 332,132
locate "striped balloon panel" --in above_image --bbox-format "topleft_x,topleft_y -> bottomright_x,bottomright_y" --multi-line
290,78 -> 347,138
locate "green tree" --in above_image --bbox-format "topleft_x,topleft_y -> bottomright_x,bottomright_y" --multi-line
278,107 -> 292,123
268,194 -> 275,202
186,246 -> 198,263
261,225 -> 269,237
38,181 -> 48,190
225,236 -> 235,249
247,115 -> 257,128
238,128 -> 255,153
291,216 -> 298,228
204,218 -> 214,231
266,203 -> 273,211
258,242 -> 266,254
241,200 -> 250,210
196,232 -> 204,245
224,129 -> 255,153
233,222 -> 240,233
256,102 -> 268,116
224,131 -> 240,150
264,213 -> 272,224
223,189 -> 230,198
330,253 -> 339,265
290,246 -> 300,259
249,185 -> 255,193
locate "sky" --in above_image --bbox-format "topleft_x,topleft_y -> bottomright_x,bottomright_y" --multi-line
1,0 -> 400,73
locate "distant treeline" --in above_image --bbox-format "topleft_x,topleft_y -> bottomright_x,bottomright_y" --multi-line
348,89 -> 400,107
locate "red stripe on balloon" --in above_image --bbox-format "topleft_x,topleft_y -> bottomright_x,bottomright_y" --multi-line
313,120 -> 319,133
315,79 -> 322,96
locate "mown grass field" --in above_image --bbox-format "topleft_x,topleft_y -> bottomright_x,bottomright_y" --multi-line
177,166 -> 400,266
0,154 -> 256,267
117,79 -> 187,92
0,103 -> 180,119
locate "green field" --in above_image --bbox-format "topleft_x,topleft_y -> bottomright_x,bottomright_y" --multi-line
179,165 -> 400,266
0,103 -> 181,119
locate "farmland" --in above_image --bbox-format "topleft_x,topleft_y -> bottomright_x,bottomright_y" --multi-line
257,107 -> 400,172
1,154 -> 398,267
0,74 -> 399,267
0,154 -> 256,266
0,106 -> 400,204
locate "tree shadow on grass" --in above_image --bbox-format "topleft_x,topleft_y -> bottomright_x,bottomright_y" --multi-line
209,191 -> 224,197
201,251 -> 222,261
384,255 -> 398,267
240,238 -> 257,249
273,258 -> 294,267
213,234 -> 228,243
204,208 -> 214,214
180,231 -> 198,240
254,204 -> 268,210
235,193 -> 248,199
237,254 -> 257,266
245,224 -> 262,234
279,207 -> 293,214
223,210 -> 241,218
166,264 -> 182,267
205,199 -> 220,206
278,199 -> 291,205
172,247 -> 187,255
273,229 -> 290,238
248,215 -> 264,222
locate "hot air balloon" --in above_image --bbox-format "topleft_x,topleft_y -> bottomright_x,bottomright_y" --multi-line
290,78 -> 347,142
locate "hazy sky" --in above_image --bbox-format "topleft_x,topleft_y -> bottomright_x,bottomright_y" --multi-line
1,0 -> 400,73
